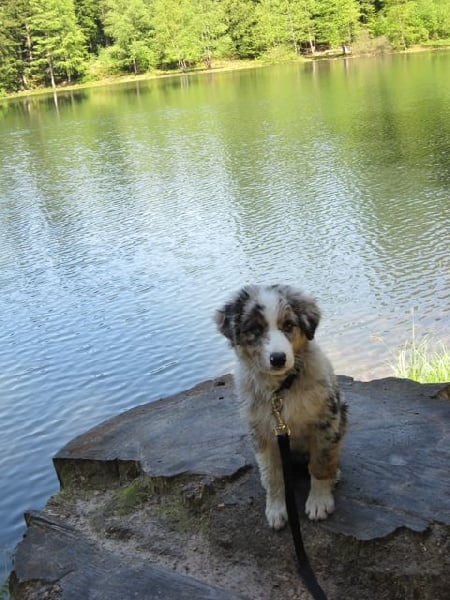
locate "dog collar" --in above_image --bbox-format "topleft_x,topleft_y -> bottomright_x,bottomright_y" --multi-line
275,370 -> 298,394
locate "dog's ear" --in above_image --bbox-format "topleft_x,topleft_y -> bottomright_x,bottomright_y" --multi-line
213,307 -> 234,342
287,288 -> 321,341
214,287 -> 251,346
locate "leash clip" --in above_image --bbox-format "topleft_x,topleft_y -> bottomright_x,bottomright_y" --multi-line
272,396 -> 290,437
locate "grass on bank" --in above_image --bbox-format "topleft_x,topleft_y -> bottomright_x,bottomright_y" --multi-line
392,335 -> 450,383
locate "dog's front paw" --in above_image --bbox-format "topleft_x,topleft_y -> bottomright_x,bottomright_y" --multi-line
305,477 -> 335,520
305,492 -> 334,520
266,499 -> 288,530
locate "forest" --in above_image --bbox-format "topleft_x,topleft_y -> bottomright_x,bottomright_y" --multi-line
0,0 -> 449,95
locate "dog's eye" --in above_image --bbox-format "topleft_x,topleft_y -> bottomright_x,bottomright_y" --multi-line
282,320 -> 295,333
250,324 -> 264,337
242,323 -> 264,338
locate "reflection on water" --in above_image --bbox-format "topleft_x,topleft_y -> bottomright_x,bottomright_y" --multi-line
0,53 -> 449,574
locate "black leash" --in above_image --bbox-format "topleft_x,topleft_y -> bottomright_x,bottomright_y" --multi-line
272,391 -> 328,600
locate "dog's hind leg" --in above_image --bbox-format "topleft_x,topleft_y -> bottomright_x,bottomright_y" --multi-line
254,442 -> 288,530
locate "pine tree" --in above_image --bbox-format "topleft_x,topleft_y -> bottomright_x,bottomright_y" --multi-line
74,0 -> 108,54
0,0 -> 34,91
0,2 -> 19,93
29,0 -> 87,87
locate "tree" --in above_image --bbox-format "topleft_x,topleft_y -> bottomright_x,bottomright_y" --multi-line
415,0 -> 450,40
151,0 -> 202,69
29,0 -> 87,87
359,0 -> 377,28
194,0 -> 232,67
379,0 -> 428,49
0,2 -> 19,93
434,0 -> 450,38
251,0 -> 320,55
253,0 -> 290,52
102,0 -> 155,73
284,0 -> 318,54
74,0 -> 108,54
0,0 -> 35,91
315,0 -> 361,52
222,0 -> 259,58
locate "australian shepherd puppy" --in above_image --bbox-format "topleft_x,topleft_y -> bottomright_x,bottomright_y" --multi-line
214,284 -> 347,530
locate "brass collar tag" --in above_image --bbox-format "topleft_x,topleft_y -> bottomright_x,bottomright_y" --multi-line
272,396 -> 290,437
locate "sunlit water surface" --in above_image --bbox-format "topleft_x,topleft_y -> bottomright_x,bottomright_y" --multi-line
0,53 -> 449,575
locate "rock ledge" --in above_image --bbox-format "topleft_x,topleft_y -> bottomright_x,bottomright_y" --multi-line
10,375 -> 450,600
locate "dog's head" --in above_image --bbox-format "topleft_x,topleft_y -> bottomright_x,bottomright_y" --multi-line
214,284 -> 321,377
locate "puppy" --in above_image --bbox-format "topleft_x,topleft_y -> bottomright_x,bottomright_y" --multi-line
214,284 -> 347,530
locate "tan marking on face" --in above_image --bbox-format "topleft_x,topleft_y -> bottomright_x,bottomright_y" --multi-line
292,328 -> 308,354
277,305 -> 294,330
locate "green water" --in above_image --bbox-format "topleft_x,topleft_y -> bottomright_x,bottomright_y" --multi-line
0,52 -> 449,575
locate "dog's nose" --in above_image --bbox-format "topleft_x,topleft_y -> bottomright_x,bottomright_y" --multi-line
270,352 -> 286,368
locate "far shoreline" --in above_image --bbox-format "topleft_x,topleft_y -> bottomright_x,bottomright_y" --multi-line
2,45 -> 449,103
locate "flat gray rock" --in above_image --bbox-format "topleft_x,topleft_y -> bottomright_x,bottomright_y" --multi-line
54,375 -> 450,540
54,376 -> 252,484
330,376 -> 450,539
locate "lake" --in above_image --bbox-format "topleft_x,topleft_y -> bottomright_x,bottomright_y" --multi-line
0,52 -> 449,577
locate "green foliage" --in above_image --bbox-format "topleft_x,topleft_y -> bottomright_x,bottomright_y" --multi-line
260,43 -> 302,62
222,0 -> 260,57
75,0 -> 108,53
393,337 -> 450,383
0,0 -> 33,91
377,0 -> 428,49
253,0 -> 289,51
102,0 -> 156,73
0,6 -> 17,92
150,0 -> 202,68
1,0 -> 450,93
86,45 -> 127,78
252,0 -> 319,55
195,0 -> 233,65
0,573 -> 10,600
416,0 -> 450,39
315,0 -> 361,49
29,0 -> 87,87
391,316 -> 450,383
287,0 -> 319,53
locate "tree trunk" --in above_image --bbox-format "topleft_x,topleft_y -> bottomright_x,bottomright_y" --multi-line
25,23 -> 32,62
22,23 -> 32,89
48,54 -> 56,89
65,61 -> 72,82
308,27 -> 315,54
287,8 -> 299,54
